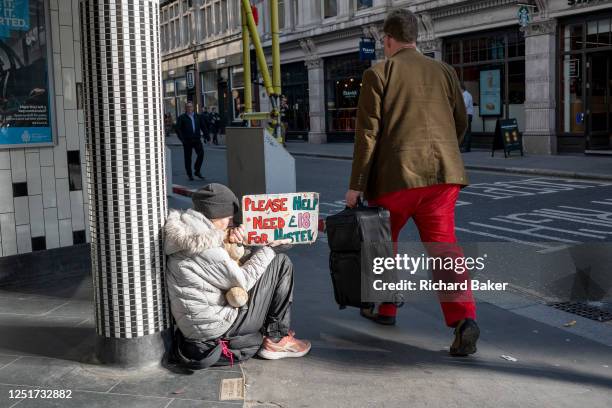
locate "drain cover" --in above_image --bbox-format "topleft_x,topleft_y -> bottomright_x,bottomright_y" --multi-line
549,301 -> 612,322
219,378 -> 244,401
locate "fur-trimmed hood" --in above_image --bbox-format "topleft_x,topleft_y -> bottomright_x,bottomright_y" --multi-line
164,209 -> 226,256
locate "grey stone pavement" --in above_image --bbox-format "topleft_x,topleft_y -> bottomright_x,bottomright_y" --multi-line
0,139 -> 611,407
169,141 -> 612,407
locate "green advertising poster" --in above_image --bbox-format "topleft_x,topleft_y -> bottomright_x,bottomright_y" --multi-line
0,0 -> 54,148
479,69 -> 501,117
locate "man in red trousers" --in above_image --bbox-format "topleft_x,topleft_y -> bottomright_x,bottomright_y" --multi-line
345,9 -> 479,356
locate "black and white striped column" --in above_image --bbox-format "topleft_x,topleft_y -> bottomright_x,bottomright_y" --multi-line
79,0 -> 169,367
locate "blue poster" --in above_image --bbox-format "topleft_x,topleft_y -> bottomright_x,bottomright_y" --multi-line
0,0 -> 53,148
0,0 -> 30,38
479,69 -> 502,116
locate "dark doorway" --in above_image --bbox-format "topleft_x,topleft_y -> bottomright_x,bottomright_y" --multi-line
586,52 -> 612,151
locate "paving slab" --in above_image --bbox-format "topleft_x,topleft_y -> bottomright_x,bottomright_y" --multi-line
110,366 -> 243,402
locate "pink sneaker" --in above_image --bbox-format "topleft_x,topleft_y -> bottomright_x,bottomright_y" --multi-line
257,330 -> 311,360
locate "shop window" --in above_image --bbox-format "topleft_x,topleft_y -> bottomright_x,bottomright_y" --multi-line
231,66 -> 246,122
586,18 -> 612,48
281,62 -> 310,134
562,23 -> 583,52
560,54 -> 584,134
598,18 -> 612,47
176,78 -> 187,93
444,41 -> 460,65
444,28 -> 525,133
508,60 -> 525,104
324,54 -> 371,134
202,71 -> 218,108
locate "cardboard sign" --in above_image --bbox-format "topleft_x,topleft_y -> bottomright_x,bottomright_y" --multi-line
242,192 -> 320,245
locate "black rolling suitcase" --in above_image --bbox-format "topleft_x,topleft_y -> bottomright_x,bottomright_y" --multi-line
325,204 -> 392,309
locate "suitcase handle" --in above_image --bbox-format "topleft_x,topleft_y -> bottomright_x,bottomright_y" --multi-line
345,197 -> 366,210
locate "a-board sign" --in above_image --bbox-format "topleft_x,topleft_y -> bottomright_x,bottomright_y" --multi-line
491,118 -> 523,158
243,192 -> 320,245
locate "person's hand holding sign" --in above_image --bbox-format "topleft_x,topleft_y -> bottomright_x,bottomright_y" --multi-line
268,238 -> 293,252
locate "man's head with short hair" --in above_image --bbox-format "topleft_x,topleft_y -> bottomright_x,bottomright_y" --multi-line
382,9 -> 418,58
460,83 -> 466,91
185,101 -> 194,114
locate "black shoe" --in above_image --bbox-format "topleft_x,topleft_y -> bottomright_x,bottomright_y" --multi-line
188,176 -> 194,181
450,318 -> 480,357
360,306 -> 396,326
194,173 -> 204,179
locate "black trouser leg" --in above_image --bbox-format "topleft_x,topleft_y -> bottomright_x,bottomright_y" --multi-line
226,253 -> 293,339
213,131 -> 218,145
463,115 -> 472,152
194,140 -> 204,175
183,141 -> 193,177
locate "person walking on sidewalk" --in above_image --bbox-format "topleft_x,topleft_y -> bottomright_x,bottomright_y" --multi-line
176,102 -> 205,181
209,106 -> 221,145
461,83 -> 474,153
199,106 -> 211,144
344,9 -> 479,357
165,183 -> 311,366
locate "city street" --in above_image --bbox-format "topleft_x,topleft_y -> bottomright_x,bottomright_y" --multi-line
169,145 -> 612,408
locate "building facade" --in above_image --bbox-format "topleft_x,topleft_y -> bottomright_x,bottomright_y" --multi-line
161,0 -> 612,152
0,0 -> 89,260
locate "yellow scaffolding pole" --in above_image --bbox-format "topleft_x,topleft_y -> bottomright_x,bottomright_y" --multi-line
270,0 -> 281,96
241,5 -> 252,119
239,0 -> 284,143
240,0 -> 274,97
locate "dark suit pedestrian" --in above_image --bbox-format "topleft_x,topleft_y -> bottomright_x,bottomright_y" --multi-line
200,109 -> 211,144
209,108 -> 220,145
176,103 -> 205,180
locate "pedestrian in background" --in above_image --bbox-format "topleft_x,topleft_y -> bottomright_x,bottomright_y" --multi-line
461,83 -> 473,153
345,9 -> 479,357
210,106 -> 220,145
176,101 -> 205,181
200,106 -> 211,144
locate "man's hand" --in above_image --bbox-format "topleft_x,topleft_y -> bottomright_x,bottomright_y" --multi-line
228,225 -> 245,244
345,189 -> 362,208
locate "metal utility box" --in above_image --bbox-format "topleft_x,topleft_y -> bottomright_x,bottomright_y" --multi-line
226,127 -> 296,201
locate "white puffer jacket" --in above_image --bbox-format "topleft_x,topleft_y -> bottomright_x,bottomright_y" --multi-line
164,209 -> 276,341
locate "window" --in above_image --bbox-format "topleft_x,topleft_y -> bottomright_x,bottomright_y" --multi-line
202,71 -> 218,108
221,0 -> 228,32
231,66 -> 245,121
231,0 -> 240,29
355,0 -> 372,11
183,15 -> 190,45
281,62 -> 310,135
292,0 -> 299,27
214,1 -> 221,34
279,0 -> 286,30
443,28 -> 526,133
323,0 -> 337,19
206,4 -> 213,36
324,54 -> 372,135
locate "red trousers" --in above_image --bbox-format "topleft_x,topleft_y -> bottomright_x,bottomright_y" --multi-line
369,184 -> 476,327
